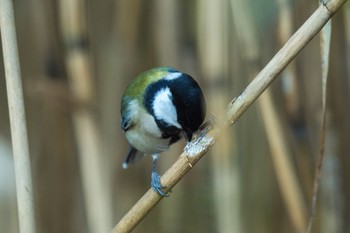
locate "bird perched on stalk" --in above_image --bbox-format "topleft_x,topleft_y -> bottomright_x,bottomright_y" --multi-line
121,67 -> 206,196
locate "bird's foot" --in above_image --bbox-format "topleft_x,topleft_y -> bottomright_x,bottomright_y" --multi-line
151,171 -> 169,197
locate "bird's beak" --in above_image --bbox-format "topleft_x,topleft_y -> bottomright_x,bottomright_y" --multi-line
184,130 -> 193,142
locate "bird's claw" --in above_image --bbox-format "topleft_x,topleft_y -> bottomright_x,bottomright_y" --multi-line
151,171 -> 169,197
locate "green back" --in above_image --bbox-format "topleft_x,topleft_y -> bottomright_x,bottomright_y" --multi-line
121,67 -> 174,114
123,67 -> 173,100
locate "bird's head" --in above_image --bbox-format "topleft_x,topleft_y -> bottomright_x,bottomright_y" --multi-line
140,67 -> 206,141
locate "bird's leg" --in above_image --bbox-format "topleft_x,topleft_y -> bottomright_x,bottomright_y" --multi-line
151,154 -> 169,197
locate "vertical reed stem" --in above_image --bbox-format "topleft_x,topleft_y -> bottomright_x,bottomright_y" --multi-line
0,0 -> 36,232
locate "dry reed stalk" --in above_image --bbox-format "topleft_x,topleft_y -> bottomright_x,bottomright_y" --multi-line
276,0 -> 300,120
231,0 -> 307,230
274,3 -> 308,229
344,4 -> 350,90
58,0 -> 112,232
112,1 -> 347,232
154,0 -> 180,67
0,0 -> 36,232
307,6 -> 332,232
197,0 -> 239,232
259,92 -> 307,232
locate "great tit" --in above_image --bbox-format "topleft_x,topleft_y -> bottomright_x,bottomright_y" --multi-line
121,67 -> 206,196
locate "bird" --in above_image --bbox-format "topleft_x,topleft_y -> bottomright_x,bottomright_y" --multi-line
120,67 -> 206,196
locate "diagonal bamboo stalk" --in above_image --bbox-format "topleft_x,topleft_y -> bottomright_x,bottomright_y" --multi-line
0,0 -> 36,233
112,0 -> 347,232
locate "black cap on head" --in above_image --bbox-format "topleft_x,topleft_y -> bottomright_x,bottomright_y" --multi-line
169,73 -> 206,141
143,70 -> 206,143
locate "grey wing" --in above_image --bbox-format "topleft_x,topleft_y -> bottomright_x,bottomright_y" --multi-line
120,96 -> 135,131
121,114 -> 132,131
122,146 -> 144,169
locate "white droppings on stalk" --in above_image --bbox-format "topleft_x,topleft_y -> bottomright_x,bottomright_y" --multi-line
184,135 -> 214,157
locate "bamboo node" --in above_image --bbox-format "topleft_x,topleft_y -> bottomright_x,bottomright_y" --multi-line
186,156 -> 193,168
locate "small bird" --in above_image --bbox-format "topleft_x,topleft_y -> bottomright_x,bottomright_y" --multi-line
121,67 -> 206,196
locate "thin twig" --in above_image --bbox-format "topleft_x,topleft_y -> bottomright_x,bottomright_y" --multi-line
112,0 -> 347,232
0,0 -> 36,233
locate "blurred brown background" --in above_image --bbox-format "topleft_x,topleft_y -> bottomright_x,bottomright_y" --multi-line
1,0 -> 350,232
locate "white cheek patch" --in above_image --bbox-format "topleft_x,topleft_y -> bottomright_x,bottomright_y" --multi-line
153,87 -> 181,128
165,72 -> 182,81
